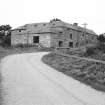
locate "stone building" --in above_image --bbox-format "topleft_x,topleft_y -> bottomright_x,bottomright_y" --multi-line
11,19 -> 97,48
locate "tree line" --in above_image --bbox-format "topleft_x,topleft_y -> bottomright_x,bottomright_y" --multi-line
0,25 -> 11,36
0,25 -> 12,47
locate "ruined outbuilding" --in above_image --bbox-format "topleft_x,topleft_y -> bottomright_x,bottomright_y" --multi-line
11,19 -> 97,48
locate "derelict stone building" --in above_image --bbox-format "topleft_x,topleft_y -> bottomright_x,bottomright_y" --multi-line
11,19 -> 97,48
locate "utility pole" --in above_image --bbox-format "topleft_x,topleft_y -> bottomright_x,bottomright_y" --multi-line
27,31 -> 30,46
82,23 -> 88,52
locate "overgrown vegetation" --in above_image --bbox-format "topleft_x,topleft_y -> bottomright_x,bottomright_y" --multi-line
0,24 -> 11,47
97,34 -> 105,42
83,34 -> 105,60
42,53 -> 105,92
85,46 -> 96,56
57,34 -> 105,61
62,36 -> 105,61
96,34 -> 105,53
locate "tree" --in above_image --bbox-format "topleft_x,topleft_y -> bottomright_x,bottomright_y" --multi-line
97,34 -> 105,52
0,24 -> 12,36
5,25 -> 12,32
97,34 -> 105,43
0,24 -> 12,47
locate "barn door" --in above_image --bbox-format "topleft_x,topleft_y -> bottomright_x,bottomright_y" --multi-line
33,36 -> 39,43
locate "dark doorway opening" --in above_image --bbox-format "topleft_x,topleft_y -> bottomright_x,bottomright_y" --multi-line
69,42 -> 73,47
33,36 -> 39,43
59,41 -> 63,47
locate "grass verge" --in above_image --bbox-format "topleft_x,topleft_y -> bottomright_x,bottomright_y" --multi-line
42,52 -> 105,92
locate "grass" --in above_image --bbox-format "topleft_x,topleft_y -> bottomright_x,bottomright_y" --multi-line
42,52 -> 105,92
63,45 -> 105,61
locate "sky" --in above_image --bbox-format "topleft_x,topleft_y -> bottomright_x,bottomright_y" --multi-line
0,0 -> 105,34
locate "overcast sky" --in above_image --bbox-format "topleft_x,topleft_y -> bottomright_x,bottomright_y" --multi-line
0,0 -> 105,34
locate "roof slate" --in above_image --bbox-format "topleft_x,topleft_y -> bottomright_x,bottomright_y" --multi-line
12,20 -> 97,35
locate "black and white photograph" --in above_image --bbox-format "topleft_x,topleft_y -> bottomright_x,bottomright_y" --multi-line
0,0 -> 105,105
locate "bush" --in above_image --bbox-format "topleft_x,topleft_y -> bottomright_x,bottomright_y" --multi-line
85,47 -> 95,56
1,35 -> 11,47
97,34 -> 105,43
96,43 -> 105,53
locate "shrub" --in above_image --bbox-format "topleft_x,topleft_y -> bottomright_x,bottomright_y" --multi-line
85,47 -> 95,56
97,34 -> 105,43
96,43 -> 105,53
1,35 -> 11,47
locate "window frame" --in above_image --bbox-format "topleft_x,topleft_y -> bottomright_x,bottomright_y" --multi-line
19,29 -> 21,32
58,41 -> 63,47
70,33 -> 72,39
69,42 -> 73,48
33,36 -> 39,43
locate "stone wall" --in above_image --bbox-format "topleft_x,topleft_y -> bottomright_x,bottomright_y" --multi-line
39,34 -> 51,47
11,30 -> 51,47
50,27 -> 97,49
11,34 -> 27,45
11,20 -> 97,48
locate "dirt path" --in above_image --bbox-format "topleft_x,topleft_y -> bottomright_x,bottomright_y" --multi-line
1,52 -> 105,105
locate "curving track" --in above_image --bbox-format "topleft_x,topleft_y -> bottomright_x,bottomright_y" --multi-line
1,52 -> 105,105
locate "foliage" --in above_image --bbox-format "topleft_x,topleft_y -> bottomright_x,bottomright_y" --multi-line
0,25 -> 11,31
0,25 -> 12,36
85,47 -> 96,56
96,42 -> 105,53
0,24 -> 12,47
1,35 -> 11,47
96,34 -> 105,53
42,53 -> 105,92
97,34 -> 105,43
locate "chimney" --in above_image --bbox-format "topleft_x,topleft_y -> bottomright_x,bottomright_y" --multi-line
73,23 -> 78,26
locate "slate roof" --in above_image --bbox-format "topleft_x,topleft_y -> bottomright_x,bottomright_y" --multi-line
12,20 -> 97,35
49,21 -> 97,35
12,22 -> 51,33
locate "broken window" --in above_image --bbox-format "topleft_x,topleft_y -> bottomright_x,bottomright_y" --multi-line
59,41 -> 63,47
19,29 -> 21,32
43,24 -> 46,26
59,31 -> 63,34
33,36 -> 39,43
34,24 -> 38,27
69,42 -> 73,47
70,33 -> 72,39
67,28 -> 70,30
82,33 -> 85,37
75,42 -> 79,47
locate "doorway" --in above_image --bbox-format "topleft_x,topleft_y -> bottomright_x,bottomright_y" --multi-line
33,36 -> 39,43
59,41 -> 63,47
69,42 -> 73,47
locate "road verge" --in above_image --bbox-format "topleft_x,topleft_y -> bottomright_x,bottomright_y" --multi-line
42,52 -> 105,92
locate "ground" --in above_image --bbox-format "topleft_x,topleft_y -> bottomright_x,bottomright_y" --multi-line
1,46 -> 105,105
0,46 -> 51,105
1,52 -> 105,105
